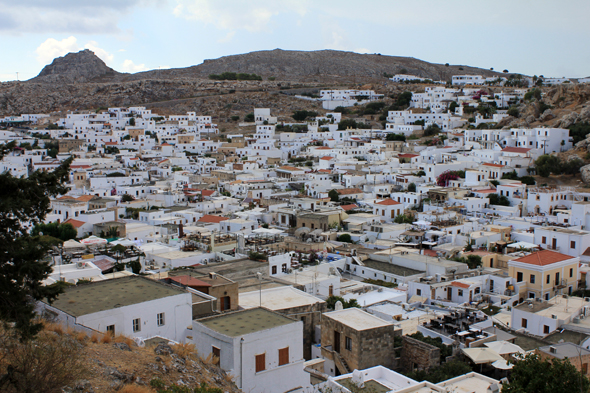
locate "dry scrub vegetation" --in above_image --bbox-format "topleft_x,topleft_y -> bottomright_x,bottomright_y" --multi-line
0,321 -> 239,393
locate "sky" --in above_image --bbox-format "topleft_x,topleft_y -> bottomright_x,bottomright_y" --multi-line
1,0 -> 589,82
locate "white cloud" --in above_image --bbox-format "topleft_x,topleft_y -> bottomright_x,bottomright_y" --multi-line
173,0 -> 309,32
84,41 -> 114,65
217,31 -> 235,43
122,59 -> 148,73
35,37 -> 115,66
35,36 -> 79,65
0,1 -> 156,35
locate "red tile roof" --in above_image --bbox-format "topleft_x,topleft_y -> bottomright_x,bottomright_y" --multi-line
318,169 -> 332,173
399,154 -> 419,158
197,215 -> 229,224
201,190 -> 216,197
336,188 -> 363,195
503,147 -> 531,153
315,146 -> 332,150
451,281 -> 471,289
278,166 -> 303,172
376,198 -> 402,205
93,258 -> 114,272
483,163 -> 504,168
76,195 -> 95,202
513,250 -> 574,266
63,218 -> 85,228
340,204 -> 358,211
320,156 -> 334,160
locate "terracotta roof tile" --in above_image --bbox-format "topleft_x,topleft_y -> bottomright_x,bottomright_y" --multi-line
503,147 -> 531,153
197,215 -> 229,224
513,250 -> 574,266
451,281 -> 471,289
376,198 -> 402,205
336,188 -> 363,195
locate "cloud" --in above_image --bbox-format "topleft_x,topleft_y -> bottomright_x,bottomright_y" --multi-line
35,37 -> 115,66
122,59 -> 148,73
35,36 -> 79,65
84,41 -> 114,65
0,1 -> 154,35
217,31 -> 236,43
173,0 -> 309,33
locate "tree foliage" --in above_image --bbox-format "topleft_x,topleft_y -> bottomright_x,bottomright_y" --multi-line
503,353 -> 589,393
338,119 -> 362,130
436,170 -> 464,187
292,110 -> 317,121
386,133 -> 406,141
534,155 -> 582,178
208,72 -> 262,81
31,222 -> 77,241
337,234 -> 352,243
326,296 -> 360,310
394,214 -> 413,224
328,189 -> 339,202
408,183 -> 417,192
0,154 -> 72,339
487,193 -> 511,206
405,360 -> 472,384
569,121 -> 590,144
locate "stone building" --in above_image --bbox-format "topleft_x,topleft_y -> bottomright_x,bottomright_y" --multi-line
321,308 -> 401,376
400,336 -> 440,373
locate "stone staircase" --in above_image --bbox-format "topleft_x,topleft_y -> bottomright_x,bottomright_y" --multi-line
333,351 -> 351,375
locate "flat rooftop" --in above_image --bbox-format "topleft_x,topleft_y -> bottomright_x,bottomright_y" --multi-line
48,276 -> 187,317
325,308 -> 393,331
197,307 -> 296,337
515,296 -> 588,319
538,342 -> 590,360
239,286 -> 325,310
363,259 -> 424,276
435,372 -> 499,393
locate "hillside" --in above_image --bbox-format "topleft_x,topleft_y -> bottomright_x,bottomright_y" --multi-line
125,49 -> 502,83
31,49 -> 122,83
0,323 -> 240,393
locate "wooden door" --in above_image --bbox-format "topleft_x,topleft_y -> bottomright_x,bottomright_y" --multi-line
334,331 -> 341,352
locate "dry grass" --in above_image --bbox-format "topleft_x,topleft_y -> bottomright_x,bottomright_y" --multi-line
113,334 -> 135,348
44,322 -> 64,335
172,342 -> 197,359
202,353 -> 219,367
119,385 -> 156,393
90,333 -> 100,343
100,334 -> 112,344
76,331 -> 87,343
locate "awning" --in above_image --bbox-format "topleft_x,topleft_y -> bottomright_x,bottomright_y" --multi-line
506,241 -> 540,250
484,341 -> 525,355
63,239 -> 85,249
80,235 -> 108,245
491,359 -> 513,370
462,348 -> 504,364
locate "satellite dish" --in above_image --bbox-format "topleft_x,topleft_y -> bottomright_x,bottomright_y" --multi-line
335,301 -> 344,311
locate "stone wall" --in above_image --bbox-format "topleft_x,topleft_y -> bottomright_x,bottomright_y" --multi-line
400,336 -> 440,373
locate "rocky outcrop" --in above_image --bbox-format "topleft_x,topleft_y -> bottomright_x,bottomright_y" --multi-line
581,164 -> 590,184
31,49 -> 120,83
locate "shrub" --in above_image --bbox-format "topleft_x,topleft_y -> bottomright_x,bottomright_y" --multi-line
337,234 -> 352,243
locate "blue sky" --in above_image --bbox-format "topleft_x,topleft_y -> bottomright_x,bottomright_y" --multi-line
1,0 -> 589,82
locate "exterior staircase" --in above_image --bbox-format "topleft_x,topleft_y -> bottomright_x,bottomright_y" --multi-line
333,351 -> 351,375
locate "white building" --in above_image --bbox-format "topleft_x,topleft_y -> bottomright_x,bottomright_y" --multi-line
36,276 -> 192,342
192,308 -> 308,393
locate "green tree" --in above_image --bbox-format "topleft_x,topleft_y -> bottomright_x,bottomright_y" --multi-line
337,234 -> 352,243
507,106 -> 520,117
386,133 -> 406,141
488,193 -> 510,206
244,113 -> 254,122
394,214 -> 413,224
326,296 -> 360,310
406,360 -> 472,384
121,194 -> 135,202
129,117 -> 135,126
449,101 -> 459,113
0,153 -> 72,339
338,119 -> 360,130
328,189 -> 340,202
534,155 -> 562,177
408,183 -> 416,192
503,353 -> 589,393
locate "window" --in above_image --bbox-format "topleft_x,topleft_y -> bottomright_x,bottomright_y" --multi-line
255,354 -> 266,372
157,313 -> 165,327
544,325 -> 550,334
530,274 -> 535,284
345,336 -> 352,351
542,236 -> 546,244
458,289 -> 464,296
278,347 -> 289,366
272,265 -> 277,274
521,318 -> 528,328
571,241 -> 576,249
517,272 -> 523,282
133,318 -> 141,332
106,325 -> 115,335
212,346 -> 220,366
416,289 -> 422,296
547,275 -> 551,284
583,363 -> 588,375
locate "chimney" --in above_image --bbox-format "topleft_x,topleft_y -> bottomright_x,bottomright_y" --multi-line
178,222 -> 184,238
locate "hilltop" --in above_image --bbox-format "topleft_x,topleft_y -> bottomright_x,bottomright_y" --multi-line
28,49 -> 502,85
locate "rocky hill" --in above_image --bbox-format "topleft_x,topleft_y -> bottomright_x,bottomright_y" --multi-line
127,49 -> 501,83
31,49 -> 121,83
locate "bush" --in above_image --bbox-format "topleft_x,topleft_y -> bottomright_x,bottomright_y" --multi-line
121,194 -> 135,202
337,234 -> 352,243
507,106 -> 519,117
394,214 -> 413,224
32,222 -> 77,241
488,193 -> 510,206
244,113 -> 254,122
0,326 -> 87,393
292,110 -> 317,121
326,296 -> 360,310
338,119 -> 361,130
408,183 -> 416,192
569,121 -> 590,144
386,133 -> 406,141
